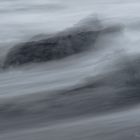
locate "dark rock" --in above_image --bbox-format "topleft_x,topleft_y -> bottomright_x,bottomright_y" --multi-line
3,16 -> 123,68
3,29 -> 100,68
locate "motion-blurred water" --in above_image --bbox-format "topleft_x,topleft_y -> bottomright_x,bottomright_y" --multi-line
1,0 -> 140,140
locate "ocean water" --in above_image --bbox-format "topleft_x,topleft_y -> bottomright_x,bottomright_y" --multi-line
0,0 -> 140,139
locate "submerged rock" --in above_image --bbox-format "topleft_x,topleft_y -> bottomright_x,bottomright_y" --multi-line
3,31 -> 100,68
3,17 -> 122,68
3,18 -> 102,68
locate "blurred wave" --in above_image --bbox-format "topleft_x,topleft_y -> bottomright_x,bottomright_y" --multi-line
1,0 -> 140,139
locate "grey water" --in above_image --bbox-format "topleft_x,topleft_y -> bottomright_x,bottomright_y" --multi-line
1,0 -> 140,140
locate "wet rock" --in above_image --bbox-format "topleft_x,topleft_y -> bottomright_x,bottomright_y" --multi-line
3,28 -> 100,68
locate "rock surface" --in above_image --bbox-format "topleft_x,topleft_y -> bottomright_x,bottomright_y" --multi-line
3,28 -> 100,68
